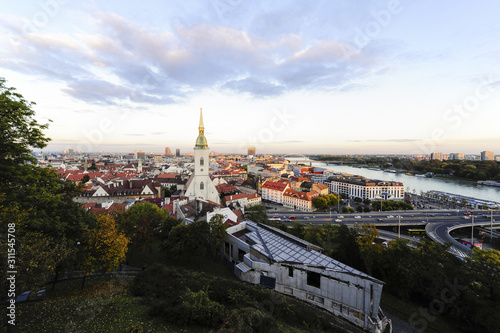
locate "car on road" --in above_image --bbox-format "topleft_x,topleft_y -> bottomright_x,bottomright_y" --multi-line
289,216 -> 296,219
312,216 -> 316,218
335,219 -> 342,222
337,215 -> 344,218
303,216 -> 310,219
463,216 -> 471,219
377,218 -> 384,222
387,215 -> 394,218
464,212 -> 472,216
354,216 -> 361,219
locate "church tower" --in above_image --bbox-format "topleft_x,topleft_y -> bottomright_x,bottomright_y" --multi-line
184,108 -> 220,204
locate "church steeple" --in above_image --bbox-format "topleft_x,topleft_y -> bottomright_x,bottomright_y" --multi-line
194,108 -> 208,149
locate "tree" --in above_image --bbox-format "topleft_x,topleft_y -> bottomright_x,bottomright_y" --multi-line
81,214 -> 129,279
0,200 -> 68,292
0,78 -> 50,187
208,214 -> 227,257
81,174 -> 90,183
166,221 -> 212,259
245,205 -> 270,225
116,201 -> 171,252
341,206 -> 355,213
312,196 -> 328,210
0,78 -> 95,284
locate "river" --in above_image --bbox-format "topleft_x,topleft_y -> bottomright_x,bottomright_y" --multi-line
286,158 -> 500,203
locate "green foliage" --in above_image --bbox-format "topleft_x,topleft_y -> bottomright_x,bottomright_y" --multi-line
116,201 -> 177,251
208,214 -> 227,256
0,77 -> 50,170
0,78 -> 96,280
245,204 -> 271,225
130,264 -> 342,332
0,201 -> 69,292
165,218 -> 225,260
312,196 -> 328,210
178,287 -> 226,327
341,206 -> 355,213
372,200 -> 413,211
312,194 -> 340,210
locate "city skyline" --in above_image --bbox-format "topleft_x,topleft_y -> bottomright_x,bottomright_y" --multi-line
1,1 -> 500,154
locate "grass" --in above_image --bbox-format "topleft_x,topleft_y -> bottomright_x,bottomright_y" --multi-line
3,275 -> 212,333
380,292 -> 461,333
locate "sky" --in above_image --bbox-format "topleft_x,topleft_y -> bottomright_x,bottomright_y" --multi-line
1,0 -> 500,155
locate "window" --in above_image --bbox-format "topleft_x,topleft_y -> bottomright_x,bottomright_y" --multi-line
224,242 -> 230,256
200,182 -> 204,190
307,271 -> 321,288
288,267 -> 294,278
200,157 -> 204,166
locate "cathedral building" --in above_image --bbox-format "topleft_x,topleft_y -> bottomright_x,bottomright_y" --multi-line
184,109 -> 221,204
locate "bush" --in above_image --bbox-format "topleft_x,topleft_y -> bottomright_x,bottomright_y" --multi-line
341,207 -> 355,213
178,288 -> 226,327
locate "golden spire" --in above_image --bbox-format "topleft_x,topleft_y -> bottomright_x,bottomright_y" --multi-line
199,107 -> 204,130
195,107 -> 208,149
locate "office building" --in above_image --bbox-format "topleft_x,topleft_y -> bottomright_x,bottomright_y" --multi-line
481,151 -> 494,161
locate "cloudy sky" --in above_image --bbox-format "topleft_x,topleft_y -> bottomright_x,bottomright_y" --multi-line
1,0 -> 500,155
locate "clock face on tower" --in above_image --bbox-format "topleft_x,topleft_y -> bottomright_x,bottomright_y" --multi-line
200,168 -> 204,172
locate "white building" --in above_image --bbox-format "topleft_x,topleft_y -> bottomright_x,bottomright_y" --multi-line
184,109 -> 221,204
282,189 -> 319,212
246,193 -> 261,207
223,221 -> 391,333
261,181 -> 289,204
326,175 -> 404,201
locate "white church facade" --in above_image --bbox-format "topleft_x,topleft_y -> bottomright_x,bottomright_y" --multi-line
184,109 -> 221,204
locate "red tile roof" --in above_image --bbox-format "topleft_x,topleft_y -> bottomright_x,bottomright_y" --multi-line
262,181 -> 288,191
283,189 -> 319,201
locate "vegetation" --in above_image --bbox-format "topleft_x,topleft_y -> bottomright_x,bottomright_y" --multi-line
372,200 -> 413,211
0,78 -> 97,292
312,193 -> 339,210
130,264 -> 346,332
81,214 -> 129,276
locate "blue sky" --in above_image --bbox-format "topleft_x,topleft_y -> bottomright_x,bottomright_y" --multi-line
1,0 -> 499,155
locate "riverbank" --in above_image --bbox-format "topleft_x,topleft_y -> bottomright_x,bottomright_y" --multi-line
294,159 -> 500,203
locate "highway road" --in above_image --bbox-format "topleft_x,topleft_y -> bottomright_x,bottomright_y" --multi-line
268,209 -> 500,257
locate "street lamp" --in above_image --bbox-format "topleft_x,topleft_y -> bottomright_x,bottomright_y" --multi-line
490,209 -> 493,243
471,215 -> 475,248
398,215 -> 401,239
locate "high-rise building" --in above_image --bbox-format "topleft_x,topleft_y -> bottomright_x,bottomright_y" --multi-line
449,153 -> 464,160
164,147 -> 171,156
248,147 -> 256,157
431,152 -> 443,160
135,150 -> 145,160
481,151 -> 494,161
176,149 -> 180,157
184,108 -> 220,204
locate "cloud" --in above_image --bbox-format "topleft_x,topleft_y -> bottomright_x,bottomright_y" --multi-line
222,77 -> 285,96
0,9 -> 399,105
